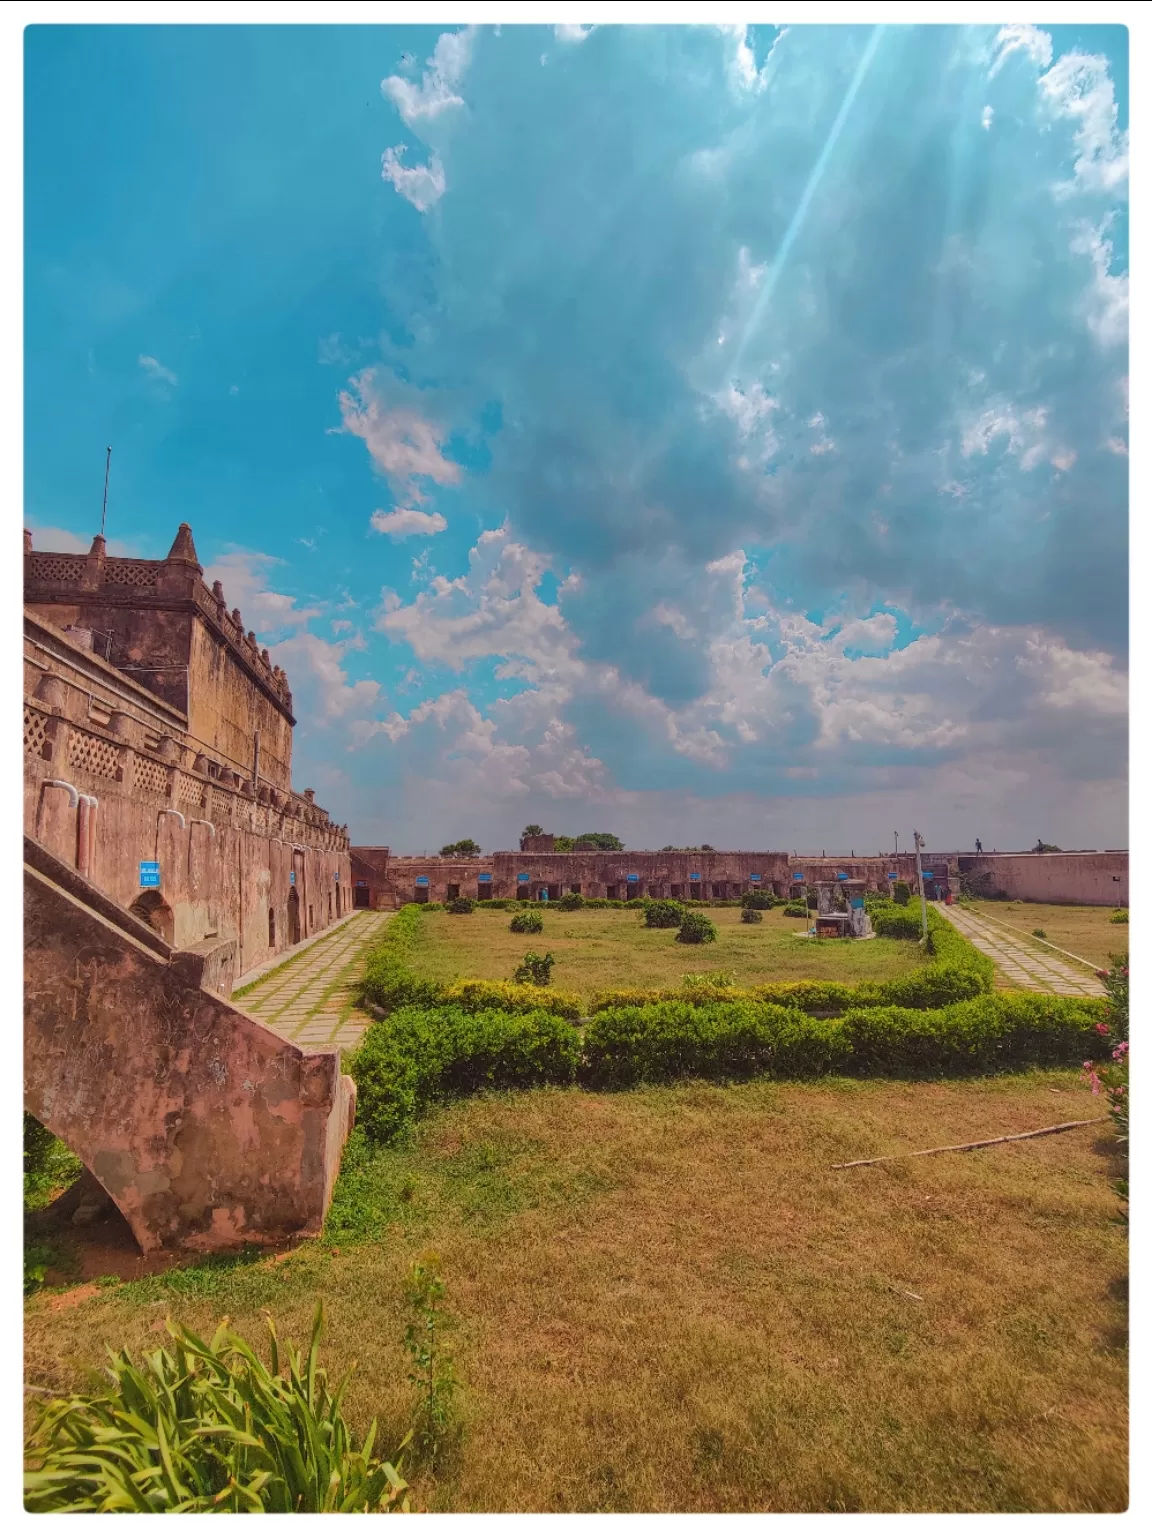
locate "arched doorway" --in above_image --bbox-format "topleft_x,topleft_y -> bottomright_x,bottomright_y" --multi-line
128,889 -> 175,945
287,887 -> 301,945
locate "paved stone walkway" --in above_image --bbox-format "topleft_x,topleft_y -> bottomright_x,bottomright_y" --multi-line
237,910 -> 390,1053
939,905 -> 1105,997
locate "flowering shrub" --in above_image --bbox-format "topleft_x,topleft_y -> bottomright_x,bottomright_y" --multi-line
1082,954 -> 1128,1219
1110,909 -> 1128,925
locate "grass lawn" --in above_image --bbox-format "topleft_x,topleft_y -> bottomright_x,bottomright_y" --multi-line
26,1072 -> 1127,1512
405,907 -> 925,1000
965,901 -> 1128,972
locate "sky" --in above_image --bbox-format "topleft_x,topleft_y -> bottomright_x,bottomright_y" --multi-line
24,21 -> 1128,854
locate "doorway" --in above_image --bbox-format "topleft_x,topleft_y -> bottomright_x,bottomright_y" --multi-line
287,888 -> 301,945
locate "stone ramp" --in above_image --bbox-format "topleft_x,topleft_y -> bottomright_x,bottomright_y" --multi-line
24,835 -> 356,1255
939,904 -> 1105,997
237,910 -> 388,1052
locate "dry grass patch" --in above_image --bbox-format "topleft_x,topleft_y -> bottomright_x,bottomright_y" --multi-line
407,907 -> 923,1000
966,901 -> 1126,972
25,1072 -> 1126,1513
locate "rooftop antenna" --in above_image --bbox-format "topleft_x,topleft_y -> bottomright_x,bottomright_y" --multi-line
100,446 -> 112,538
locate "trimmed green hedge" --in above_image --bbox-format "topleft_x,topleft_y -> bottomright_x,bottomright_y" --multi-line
352,1005 -> 581,1143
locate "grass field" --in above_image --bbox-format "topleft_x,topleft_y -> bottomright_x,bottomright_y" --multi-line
25,1072 -> 1127,1513
405,907 -> 924,999
965,901 -> 1128,971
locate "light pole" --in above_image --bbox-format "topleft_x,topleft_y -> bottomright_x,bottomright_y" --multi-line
912,829 -> 928,943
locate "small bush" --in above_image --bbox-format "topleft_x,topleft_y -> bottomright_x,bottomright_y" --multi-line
872,909 -> 923,941
23,1306 -> 410,1513
677,911 -> 717,945
352,1005 -> 581,1144
509,909 -> 544,934
681,970 -> 736,990
1110,909 -> 1128,925
1032,928 -> 1047,939
782,902 -> 808,917
513,950 -> 556,986
439,978 -> 581,1019
644,899 -> 684,929
893,881 -> 911,906
445,896 -> 475,915
740,906 -> 763,924
556,891 -> 585,911
740,890 -> 776,910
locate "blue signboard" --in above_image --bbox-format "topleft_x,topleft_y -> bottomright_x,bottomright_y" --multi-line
478,872 -> 492,883
139,860 -> 160,888
749,873 -> 761,882
415,876 -> 429,886
627,874 -> 639,882
887,872 -> 898,880
517,873 -> 530,883
836,872 -> 848,880
289,871 -> 296,886
793,872 -> 804,881
356,880 -> 368,887
690,872 -> 701,881
851,897 -> 865,909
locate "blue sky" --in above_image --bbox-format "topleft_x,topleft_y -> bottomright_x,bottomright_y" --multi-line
25,22 -> 1128,853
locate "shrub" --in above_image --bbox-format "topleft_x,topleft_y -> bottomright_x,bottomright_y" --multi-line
681,971 -> 736,990
1032,927 -> 1047,939
1110,909 -> 1128,925
445,896 -> 475,915
871,909 -> 923,941
439,839 -> 480,857
644,899 -> 684,929
351,1005 -> 581,1144
581,1000 -> 851,1089
677,911 -> 717,945
740,906 -> 763,924
23,1306 -> 410,1513
1083,955 -> 1128,1220
782,901 -> 808,918
513,950 -> 555,986
740,890 -> 776,910
509,909 -> 544,934
893,881 -> 911,906
439,978 -> 581,1020
556,891 -> 585,911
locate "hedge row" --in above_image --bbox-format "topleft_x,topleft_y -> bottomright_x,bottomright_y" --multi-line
350,991 -> 1107,1142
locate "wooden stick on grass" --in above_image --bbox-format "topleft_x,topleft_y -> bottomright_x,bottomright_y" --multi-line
832,1118 -> 1107,1170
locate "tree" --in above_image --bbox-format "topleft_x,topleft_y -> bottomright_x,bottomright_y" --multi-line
575,832 -> 624,850
1035,841 -> 1062,853
521,824 -> 544,839
553,835 -> 575,852
440,839 -> 481,857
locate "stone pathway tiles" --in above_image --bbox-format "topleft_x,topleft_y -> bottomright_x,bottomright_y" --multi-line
238,910 -> 390,1053
939,905 -> 1105,998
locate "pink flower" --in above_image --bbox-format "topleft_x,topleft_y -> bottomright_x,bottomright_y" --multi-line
1097,970 -> 1108,980
1096,1022 -> 1111,1036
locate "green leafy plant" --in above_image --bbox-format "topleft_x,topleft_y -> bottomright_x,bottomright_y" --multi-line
892,881 -> 911,907
871,909 -> 923,941
439,839 -> 481,857
1110,909 -> 1128,925
445,896 -> 475,915
676,911 -> 717,945
574,831 -> 624,850
513,950 -> 556,985
1082,955 -> 1128,1222
23,1305 -> 409,1513
1032,928 -> 1047,939
740,890 -> 776,910
556,891 -> 585,911
782,901 -> 808,917
643,899 -> 684,929
404,1254 -> 457,1472
740,906 -> 763,924
24,1112 -> 83,1212
521,824 -> 544,839
509,908 -> 544,934
680,971 -> 736,990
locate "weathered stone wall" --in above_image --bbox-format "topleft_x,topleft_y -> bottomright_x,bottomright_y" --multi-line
350,847 -> 391,908
25,841 -> 355,1253
25,609 -> 350,978
952,851 -> 1128,906
360,848 -> 927,907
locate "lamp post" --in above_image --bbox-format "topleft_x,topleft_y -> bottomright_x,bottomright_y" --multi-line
913,829 -> 928,943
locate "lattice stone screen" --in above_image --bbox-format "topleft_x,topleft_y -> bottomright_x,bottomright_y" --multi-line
67,727 -> 122,781
133,756 -> 170,797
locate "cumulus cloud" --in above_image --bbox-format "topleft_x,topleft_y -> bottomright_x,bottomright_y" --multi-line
381,145 -> 447,211
1040,49 -> 1128,198
554,25 -> 593,44
382,27 -> 474,126
370,507 -> 449,539
138,353 -> 178,392
335,369 -> 461,498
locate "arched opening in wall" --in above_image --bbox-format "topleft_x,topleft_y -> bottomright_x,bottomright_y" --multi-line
287,888 -> 301,945
328,892 -> 333,921
23,1111 -> 144,1285
128,889 -> 175,945
268,908 -> 276,948
308,905 -> 314,930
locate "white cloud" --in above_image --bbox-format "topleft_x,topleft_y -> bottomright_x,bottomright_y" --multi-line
720,24 -> 788,94
1040,49 -> 1128,198
960,402 -> 1076,472
336,369 -> 462,497
1071,221 -> 1128,348
204,550 -> 322,636
27,523 -> 136,557
318,333 -> 355,366
835,613 -> 898,654
371,507 -> 449,540
989,24 -> 1053,79
381,145 -> 447,211
981,104 -> 994,130
554,25 -> 593,44
138,354 -> 178,390
382,27 -> 474,126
